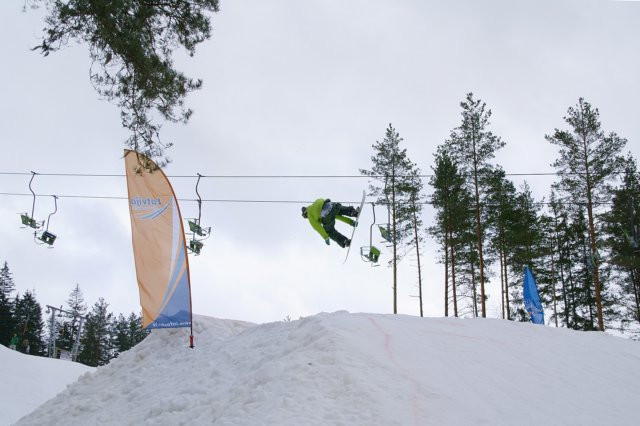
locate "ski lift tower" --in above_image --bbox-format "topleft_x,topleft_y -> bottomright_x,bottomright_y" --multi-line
46,305 -> 87,361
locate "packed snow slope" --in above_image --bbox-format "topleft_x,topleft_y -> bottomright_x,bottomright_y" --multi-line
15,312 -> 640,426
0,345 -> 94,425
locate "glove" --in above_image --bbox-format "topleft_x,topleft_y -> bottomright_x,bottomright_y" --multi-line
325,238 -> 330,245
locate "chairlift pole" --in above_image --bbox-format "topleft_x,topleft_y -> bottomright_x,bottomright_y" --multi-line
47,307 -> 56,357
28,171 -> 37,220
44,195 -> 58,232
186,173 -> 211,255
195,173 -> 203,225
20,171 -> 41,229
36,195 -> 59,246
71,316 -> 85,361
368,202 -> 376,258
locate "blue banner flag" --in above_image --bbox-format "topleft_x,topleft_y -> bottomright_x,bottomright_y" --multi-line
523,266 -> 544,325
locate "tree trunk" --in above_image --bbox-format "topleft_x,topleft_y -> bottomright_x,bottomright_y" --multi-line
554,211 -> 570,327
499,245 -> 505,320
585,192 -> 604,330
559,258 -> 570,328
471,128 -> 487,317
630,268 -> 640,323
581,132 -> 605,331
567,256 -> 578,327
580,237 -> 595,329
586,281 -> 595,330
412,197 -> 424,317
444,237 -> 449,317
392,169 -> 398,314
470,242 -> 478,317
503,249 -> 511,320
550,243 -> 559,327
451,239 -> 458,317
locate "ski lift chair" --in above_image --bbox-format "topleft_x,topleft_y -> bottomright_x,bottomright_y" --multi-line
378,224 -> 392,243
360,246 -> 381,263
378,198 -> 392,243
186,173 -> 212,256
360,203 -> 381,265
35,195 -> 58,247
20,214 -> 40,229
378,180 -> 393,244
189,239 -> 204,255
188,219 -> 211,238
39,230 -> 57,246
187,219 -> 210,255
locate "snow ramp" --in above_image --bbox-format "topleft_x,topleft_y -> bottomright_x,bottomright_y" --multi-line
16,312 -> 640,425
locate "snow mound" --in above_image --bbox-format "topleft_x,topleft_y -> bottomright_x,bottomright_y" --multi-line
15,312 -> 640,425
0,344 -> 94,425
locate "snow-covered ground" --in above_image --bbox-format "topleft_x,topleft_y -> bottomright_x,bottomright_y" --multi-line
0,344 -> 94,425
8,312 -> 640,425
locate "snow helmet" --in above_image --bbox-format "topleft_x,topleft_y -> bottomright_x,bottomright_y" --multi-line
301,206 -> 308,218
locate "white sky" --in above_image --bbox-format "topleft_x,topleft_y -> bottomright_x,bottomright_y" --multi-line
1,0 -> 639,324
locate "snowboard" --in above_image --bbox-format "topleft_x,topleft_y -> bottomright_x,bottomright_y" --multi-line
343,190 -> 366,264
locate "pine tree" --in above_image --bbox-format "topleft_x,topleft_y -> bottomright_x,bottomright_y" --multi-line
539,212 -> 560,327
129,312 -> 150,346
112,314 -> 131,357
506,184 -> 554,323
550,192 -> 572,327
405,168 -> 426,317
602,154 -> 640,332
564,206 -> 609,330
12,290 -> 46,355
446,93 -> 506,318
28,0 -> 221,165
546,98 -> 627,331
78,298 -> 113,367
484,169 -> 518,320
361,124 -> 421,314
113,312 -> 149,357
0,261 -> 17,346
429,149 -> 472,317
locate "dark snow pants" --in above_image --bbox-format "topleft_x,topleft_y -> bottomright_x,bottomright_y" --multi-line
321,202 -> 358,248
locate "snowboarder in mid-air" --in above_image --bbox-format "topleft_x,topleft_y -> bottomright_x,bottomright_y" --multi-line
302,198 -> 360,248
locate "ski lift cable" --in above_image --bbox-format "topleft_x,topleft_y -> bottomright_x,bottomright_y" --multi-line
1,171 -> 639,178
0,192 -> 619,206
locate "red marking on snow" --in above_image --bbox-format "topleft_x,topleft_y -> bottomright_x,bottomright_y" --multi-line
368,317 -> 396,364
368,317 -> 423,426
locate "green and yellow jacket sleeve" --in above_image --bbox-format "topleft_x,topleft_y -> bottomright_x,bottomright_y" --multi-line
306,199 -> 329,240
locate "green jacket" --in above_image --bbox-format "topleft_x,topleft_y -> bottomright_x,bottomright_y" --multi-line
10,335 -> 19,346
305,199 -> 329,240
305,199 -> 354,241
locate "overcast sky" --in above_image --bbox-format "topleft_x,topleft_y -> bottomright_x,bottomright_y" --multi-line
1,0 -> 639,325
